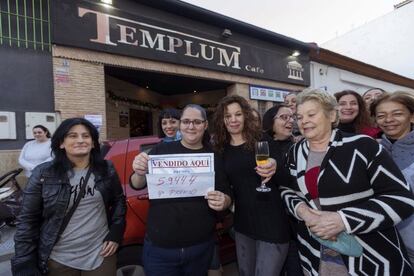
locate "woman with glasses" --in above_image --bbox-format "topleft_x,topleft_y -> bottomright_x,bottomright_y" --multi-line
130,104 -> 232,276
262,104 -> 295,155
262,104 -> 303,276
371,91 -> 414,266
12,118 -> 126,275
212,95 -> 289,276
284,92 -> 297,114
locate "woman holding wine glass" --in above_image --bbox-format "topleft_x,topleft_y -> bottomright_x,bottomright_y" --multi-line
212,95 -> 290,276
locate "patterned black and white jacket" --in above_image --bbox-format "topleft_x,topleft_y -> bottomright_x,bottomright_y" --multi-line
280,129 -> 414,276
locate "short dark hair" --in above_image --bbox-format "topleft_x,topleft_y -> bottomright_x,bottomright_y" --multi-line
51,118 -> 106,176
32,124 -> 51,138
157,108 -> 181,138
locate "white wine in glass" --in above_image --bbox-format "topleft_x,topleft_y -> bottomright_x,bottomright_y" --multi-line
255,141 -> 271,192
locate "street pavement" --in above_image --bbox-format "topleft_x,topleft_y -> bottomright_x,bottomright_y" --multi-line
0,225 -> 238,276
0,225 -> 14,276
0,260 -> 11,276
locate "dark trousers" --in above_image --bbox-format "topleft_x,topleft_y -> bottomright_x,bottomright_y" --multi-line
143,237 -> 214,276
282,240 -> 304,276
48,255 -> 117,276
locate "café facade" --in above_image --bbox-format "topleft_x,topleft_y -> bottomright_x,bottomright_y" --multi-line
3,0 -> 414,177
50,0 -> 311,140
1,0 -> 312,175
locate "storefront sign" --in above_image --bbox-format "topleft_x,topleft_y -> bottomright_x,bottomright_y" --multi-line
52,0 -> 310,85
84,114 -> 103,132
146,153 -> 215,199
250,86 -> 290,102
54,59 -> 71,85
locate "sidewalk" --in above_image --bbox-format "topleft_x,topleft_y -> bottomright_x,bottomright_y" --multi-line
0,260 -> 11,276
0,226 -> 238,276
0,225 -> 15,276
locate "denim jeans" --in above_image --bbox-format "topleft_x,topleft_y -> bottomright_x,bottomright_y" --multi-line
143,237 -> 214,276
235,231 -> 289,276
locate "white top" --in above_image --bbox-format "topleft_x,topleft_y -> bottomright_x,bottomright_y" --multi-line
18,139 -> 52,177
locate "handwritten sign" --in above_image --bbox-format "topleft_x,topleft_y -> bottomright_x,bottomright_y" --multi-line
146,173 -> 215,199
146,153 -> 215,199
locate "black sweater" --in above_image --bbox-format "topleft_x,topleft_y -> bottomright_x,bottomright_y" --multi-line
219,142 -> 290,243
145,141 -> 232,248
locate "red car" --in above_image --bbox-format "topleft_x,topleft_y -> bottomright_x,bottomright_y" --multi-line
102,136 -> 235,275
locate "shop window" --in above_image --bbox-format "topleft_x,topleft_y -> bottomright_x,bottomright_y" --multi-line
0,0 -> 51,51
129,109 -> 153,137
258,101 -> 267,117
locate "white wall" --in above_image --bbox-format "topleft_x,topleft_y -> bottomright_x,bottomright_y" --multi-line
322,2 -> 414,79
310,62 -> 413,94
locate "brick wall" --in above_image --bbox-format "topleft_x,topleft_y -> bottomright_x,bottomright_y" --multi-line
53,57 -> 107,140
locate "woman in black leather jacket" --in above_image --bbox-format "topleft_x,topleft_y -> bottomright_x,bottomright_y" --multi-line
12,118 -> 126,276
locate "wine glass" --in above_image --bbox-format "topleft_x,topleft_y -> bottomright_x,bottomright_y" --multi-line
255,141 -> 271,192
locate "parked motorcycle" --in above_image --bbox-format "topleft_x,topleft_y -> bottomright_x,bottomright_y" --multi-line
0,168 -> 23,228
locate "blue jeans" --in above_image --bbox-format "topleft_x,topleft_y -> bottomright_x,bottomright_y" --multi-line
143,237 -> 214,276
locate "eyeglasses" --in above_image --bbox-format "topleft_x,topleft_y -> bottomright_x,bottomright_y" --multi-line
274,114 -> 294,122
180,119 -> 206,127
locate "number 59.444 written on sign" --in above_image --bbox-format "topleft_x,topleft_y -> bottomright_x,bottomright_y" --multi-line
156,175 -> 198,186
146,173 -> 215,199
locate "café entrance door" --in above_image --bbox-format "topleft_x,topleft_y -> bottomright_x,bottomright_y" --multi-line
129,109 -> 152,137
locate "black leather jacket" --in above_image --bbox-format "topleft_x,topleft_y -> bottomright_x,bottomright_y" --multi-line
11,161 -> 126,275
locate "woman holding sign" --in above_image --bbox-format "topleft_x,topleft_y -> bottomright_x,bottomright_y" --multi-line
212,95 -> 290,276
131,104 -> 232,276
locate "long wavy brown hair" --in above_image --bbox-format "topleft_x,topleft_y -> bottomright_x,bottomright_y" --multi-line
334,90 -> 371,133
212,95 -> 261,153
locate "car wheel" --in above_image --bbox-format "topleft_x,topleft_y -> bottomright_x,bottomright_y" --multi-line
117,245 -> 145,276
116,264 -> 145,276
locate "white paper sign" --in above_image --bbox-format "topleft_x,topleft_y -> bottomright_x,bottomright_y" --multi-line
84,114 -> 103,126
146,173 -> 215,199
146,153 -> 215,199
